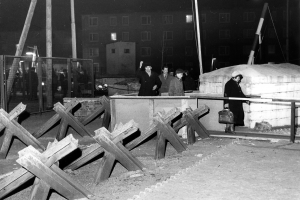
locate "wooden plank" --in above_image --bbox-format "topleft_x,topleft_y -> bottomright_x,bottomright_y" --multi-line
0,104 -> 26,132
0,131 -> 13,159
16,154 -> 83,200
30,178 -> 51,200
56,119 -> 69,141
187,125 -> 196,145
94,152 -> 115,184
155,131 -> 166,160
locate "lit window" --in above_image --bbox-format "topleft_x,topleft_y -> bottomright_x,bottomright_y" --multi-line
186,15 -> 193,23
89,33 -> 99,42
110,16 -> 117,26
89,48 -> 99,57
162,15 -> 173,24
89,17 -> 98,26
141,31 -> 151,41
122,16 -> 129,26
163,31 -> 173,40
141,47 -> 151,56
111,33 -> 117,41
122,32 -> 129,41
243,12 -> 255,22
141,16 -> 151,25
219,46 -> 230,55
219,30 -> 230,39
219,13 -> 230,23
186,31 -> 193,40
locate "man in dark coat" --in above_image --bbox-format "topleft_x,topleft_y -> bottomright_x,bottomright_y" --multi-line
169,68 -> 184,96
224,71 -> 249,134
137,61 -> 162,96
158,66 -> 173,95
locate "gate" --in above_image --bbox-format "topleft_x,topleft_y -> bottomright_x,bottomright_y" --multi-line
0,55 -> 94,113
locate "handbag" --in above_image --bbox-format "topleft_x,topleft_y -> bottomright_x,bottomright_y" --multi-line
218,109 -> 234,124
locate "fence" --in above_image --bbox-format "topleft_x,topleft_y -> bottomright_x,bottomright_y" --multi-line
0,55 -> 94,114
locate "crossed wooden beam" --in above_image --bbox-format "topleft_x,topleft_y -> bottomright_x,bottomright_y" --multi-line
173,104 -> 210,144
66,120 -> 144,184
0,135 -> 93,200
33,96 -> 110,141
0,103 -> 45,159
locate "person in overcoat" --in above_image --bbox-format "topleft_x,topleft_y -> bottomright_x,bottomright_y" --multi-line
168,68 -> 184,96
137,61 -> 162,96
158,66 -> 173,95
224,71 -> 249,134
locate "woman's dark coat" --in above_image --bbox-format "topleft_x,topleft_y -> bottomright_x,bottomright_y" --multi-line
137,69 -> 162,96
224,78 -> 246,126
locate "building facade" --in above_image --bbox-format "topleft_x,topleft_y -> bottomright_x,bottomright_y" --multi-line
82,5 -> 298,78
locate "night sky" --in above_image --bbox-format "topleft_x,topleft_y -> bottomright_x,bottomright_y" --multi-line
0,0 -> 293,32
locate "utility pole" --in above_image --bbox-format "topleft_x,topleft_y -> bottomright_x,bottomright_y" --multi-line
70,0 -> 78,97
46,0 -> 53,109
6,0 -> 37,99
194,0 -> 203,75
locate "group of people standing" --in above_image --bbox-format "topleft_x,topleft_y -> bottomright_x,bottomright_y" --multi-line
136,61 -> 197,97
137,61 -> 249,135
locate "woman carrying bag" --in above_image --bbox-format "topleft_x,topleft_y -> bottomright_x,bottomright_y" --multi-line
223,71 -> 250,134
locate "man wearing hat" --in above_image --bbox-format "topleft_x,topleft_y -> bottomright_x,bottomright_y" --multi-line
137,61 -> 162,96
224,71 -> 249,134
168,68 -> 184,96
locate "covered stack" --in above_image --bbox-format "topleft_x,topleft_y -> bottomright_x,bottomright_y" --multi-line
199,63 -> 300,128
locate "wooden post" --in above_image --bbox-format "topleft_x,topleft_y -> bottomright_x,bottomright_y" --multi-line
46,0 -> 53,109
37,57 -> 43,113
290,101 -> 295,143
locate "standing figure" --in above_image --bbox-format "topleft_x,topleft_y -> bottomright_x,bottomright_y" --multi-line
224,71 -> 249,134
168,68 -> 184,96
158,66 -> 173,95
60,69 -> 68,98
137,61 -> 162,96
183,70 -> 196,91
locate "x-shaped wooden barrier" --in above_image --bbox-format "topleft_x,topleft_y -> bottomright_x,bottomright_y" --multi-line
173,104 -> 210,144
66,120 -> 144,184
80,96 -> 111,130
126,107 -> 187,160
0,135 -> 93,200
0,103 -> 45,159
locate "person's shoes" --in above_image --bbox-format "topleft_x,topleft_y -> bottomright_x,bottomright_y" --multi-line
227,129 -> 236,134
228,124 -> 236,134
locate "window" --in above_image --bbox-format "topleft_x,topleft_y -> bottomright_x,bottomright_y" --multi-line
219,13 -> 230,23
243,12 -> 255,22
141,15 -> 151,25
186,15 -> 193,23
89,33 -> 99,42
122,16 -> 129,26
93,63 -> 100,72
201,13 -> 206,23
186,31 -> 193,40
163,31 -> 173,40
111,33 -> 117,41
141,47 -> 151,56
111,49 -> 115,53
165,47 -> 173,56
163,15 -> 173,24
243,29 -> 254,39
243,45 -> 252,55
268,45 -> 275,54
185,46 -> 193,56
89,17 -> 98,26
89,48 -> 99,57
124,49 -> 130,54
141,31 -> 151,41
219,46 -> 230,55
110,16 -> 117,26
122,32 -> 129,41
219,29 -> 230,39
